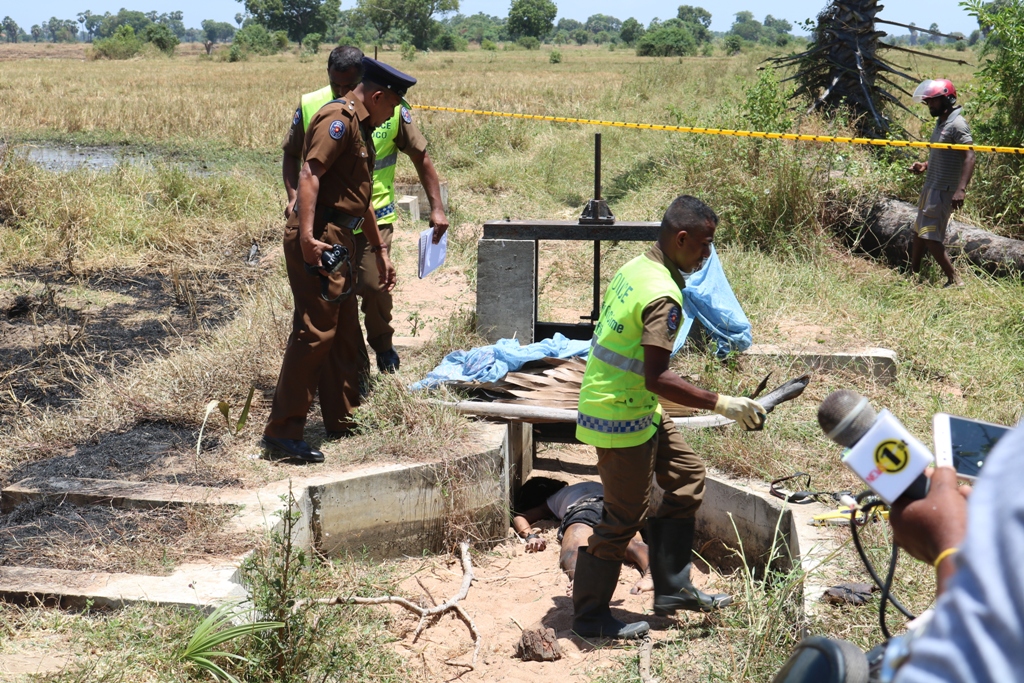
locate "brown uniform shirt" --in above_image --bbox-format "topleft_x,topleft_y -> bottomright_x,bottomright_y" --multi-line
299,93 -> 376,218
640,244 -> 686,351
283,102 -> 428,159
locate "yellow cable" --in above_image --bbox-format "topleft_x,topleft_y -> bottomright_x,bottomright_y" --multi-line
412,104 -> 1024,155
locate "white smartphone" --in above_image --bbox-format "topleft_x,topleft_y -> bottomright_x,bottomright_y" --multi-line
933,413 -> 1012,481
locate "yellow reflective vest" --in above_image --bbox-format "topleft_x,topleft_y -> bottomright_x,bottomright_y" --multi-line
300,85 -> 334,135
576,254 -> 683,448
370,105 -> 402,226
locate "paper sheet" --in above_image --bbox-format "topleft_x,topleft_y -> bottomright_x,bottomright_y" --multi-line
418,227 -> 447,279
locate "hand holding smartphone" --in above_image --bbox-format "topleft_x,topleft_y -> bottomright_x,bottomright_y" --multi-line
933,413 -> 1012,481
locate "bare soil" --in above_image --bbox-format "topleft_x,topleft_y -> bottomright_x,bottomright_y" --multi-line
0,499 -> 249,575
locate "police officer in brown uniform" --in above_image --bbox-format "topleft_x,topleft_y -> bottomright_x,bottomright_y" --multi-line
262,58 -> 416,463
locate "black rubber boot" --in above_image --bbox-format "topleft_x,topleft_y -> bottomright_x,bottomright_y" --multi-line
571,549 -> 650,639
648,517 -> 733,615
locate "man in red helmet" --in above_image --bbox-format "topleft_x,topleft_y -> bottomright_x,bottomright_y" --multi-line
908,78 -> 976,287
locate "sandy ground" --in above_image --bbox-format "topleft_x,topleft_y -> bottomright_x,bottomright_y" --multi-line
376,532 -> 721,683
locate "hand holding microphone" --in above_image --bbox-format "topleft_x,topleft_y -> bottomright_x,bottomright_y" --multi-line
818,389 -> 934,504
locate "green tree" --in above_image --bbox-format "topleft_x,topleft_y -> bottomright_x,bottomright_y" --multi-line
92,24 -> 143,58
239,0 -> 340,44
620,17 -> 644,45
144,22 -> 179,53
572,28 -> 588,44
202,19 -> 236,43
96,10 -> 152,38
44,17 -> 79,42
507,0 -> 557,39
77,11 -> 102,39
30,25 -> 42,42
676,5 -> 711,27
2,16 -> 20,42
556,17 -> 581,32
585,14 -> 621,34
729,11 -> 762,42
635,19 -> 697,56
402,0 -> 460,49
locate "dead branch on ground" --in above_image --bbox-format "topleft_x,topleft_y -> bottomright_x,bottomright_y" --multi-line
292,541 -> 481,665
639,636 -> 659,683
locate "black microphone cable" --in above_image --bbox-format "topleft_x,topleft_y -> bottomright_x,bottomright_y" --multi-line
848,490 -> 917,640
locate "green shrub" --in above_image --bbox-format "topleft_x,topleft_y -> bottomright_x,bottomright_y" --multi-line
401,41 -> 416,60
303,32 -> 321,54
232,23 -> 278,59
432,31 -> 468,51
572,29 -> 588,45
92,25 -> 143,60
635,23 -> 697,57
143,23 -> 179,55
549,48 -> 561,63
724,34 -> 743,54
701,41 -> 714,56
517,35 -> 540,50
481,38 -> 497,50
273,30 -> 288,50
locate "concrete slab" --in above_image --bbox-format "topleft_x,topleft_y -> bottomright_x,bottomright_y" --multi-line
476,239 -> 536,343
744,345 -> 898,383
1,477 -> 224,512
396,194 -> 420,222
395,182 -> 449,214
0,563 -> 246,610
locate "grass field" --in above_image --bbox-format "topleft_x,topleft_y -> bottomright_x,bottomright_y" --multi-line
1,41 -> 1022,682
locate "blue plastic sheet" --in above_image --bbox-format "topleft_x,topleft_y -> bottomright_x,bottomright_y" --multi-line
411,247 -> 750,389
672,246 -> 752,358
410,333 -> 590,390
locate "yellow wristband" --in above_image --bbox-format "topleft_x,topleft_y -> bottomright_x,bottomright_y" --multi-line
933,547 -> 959,569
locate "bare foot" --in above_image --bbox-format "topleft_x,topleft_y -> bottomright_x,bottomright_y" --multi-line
630,570 -> 654,595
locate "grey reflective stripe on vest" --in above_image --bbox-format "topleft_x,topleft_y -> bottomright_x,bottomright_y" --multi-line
577,412 -> 654,434
590,338 -> 645,376
374,153 -> 398,171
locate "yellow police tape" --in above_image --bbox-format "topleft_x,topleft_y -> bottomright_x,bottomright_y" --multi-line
412,104 -> 1024,155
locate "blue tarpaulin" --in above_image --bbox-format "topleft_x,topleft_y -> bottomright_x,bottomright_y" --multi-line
673,245 -> 752,358
410,333 -> 589,390
411,246 -> 750,389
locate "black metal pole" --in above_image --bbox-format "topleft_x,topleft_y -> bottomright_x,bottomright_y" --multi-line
592,133 -> 601,321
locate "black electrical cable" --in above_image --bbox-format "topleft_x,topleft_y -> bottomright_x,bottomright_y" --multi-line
879,541 -> 901,640
849,491 -> 917,622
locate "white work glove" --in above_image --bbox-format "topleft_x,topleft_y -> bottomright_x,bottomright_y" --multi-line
713,395 -> 767,430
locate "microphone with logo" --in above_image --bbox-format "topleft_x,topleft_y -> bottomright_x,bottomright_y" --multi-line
817,389 -> 933,505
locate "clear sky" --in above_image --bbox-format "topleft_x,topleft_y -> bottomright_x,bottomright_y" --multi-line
8,0 -> 977,37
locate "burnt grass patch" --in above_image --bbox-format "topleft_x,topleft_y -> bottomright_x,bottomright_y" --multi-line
5,421 -> 241,488
0,265 -> 247,418
0,499 -> 250,575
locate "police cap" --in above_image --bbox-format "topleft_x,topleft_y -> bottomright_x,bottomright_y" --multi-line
361,58 -> 417,98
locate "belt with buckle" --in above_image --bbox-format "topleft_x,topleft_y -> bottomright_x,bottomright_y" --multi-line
321,207 -> 364,232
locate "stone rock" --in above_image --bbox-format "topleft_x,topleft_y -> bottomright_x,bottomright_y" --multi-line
516,627 -> 562,662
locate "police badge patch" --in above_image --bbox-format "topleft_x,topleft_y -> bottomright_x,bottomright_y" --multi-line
329,120 -> 346,140
401,107 -> 412,124
292,108 -> 300,126
667,306 -> 681,333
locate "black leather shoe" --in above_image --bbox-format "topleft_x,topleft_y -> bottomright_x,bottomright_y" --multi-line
260,436 -> 324,464
376,347 -> 400,373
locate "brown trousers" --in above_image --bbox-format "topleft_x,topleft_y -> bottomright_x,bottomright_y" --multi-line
353,224 -> 394,354
264,221 -> 369,440
587,416 -> 706,562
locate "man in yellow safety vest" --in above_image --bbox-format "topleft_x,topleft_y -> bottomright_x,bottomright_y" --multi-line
571,195 -> 766,640
282,47 -> 449,375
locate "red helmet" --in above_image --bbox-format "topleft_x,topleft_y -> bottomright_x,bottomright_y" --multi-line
913,79 -> 957,104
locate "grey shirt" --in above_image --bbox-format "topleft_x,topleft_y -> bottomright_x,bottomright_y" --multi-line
895,420 -> 1024,683
924,107 -> 973,192
546,481 -> 603,519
